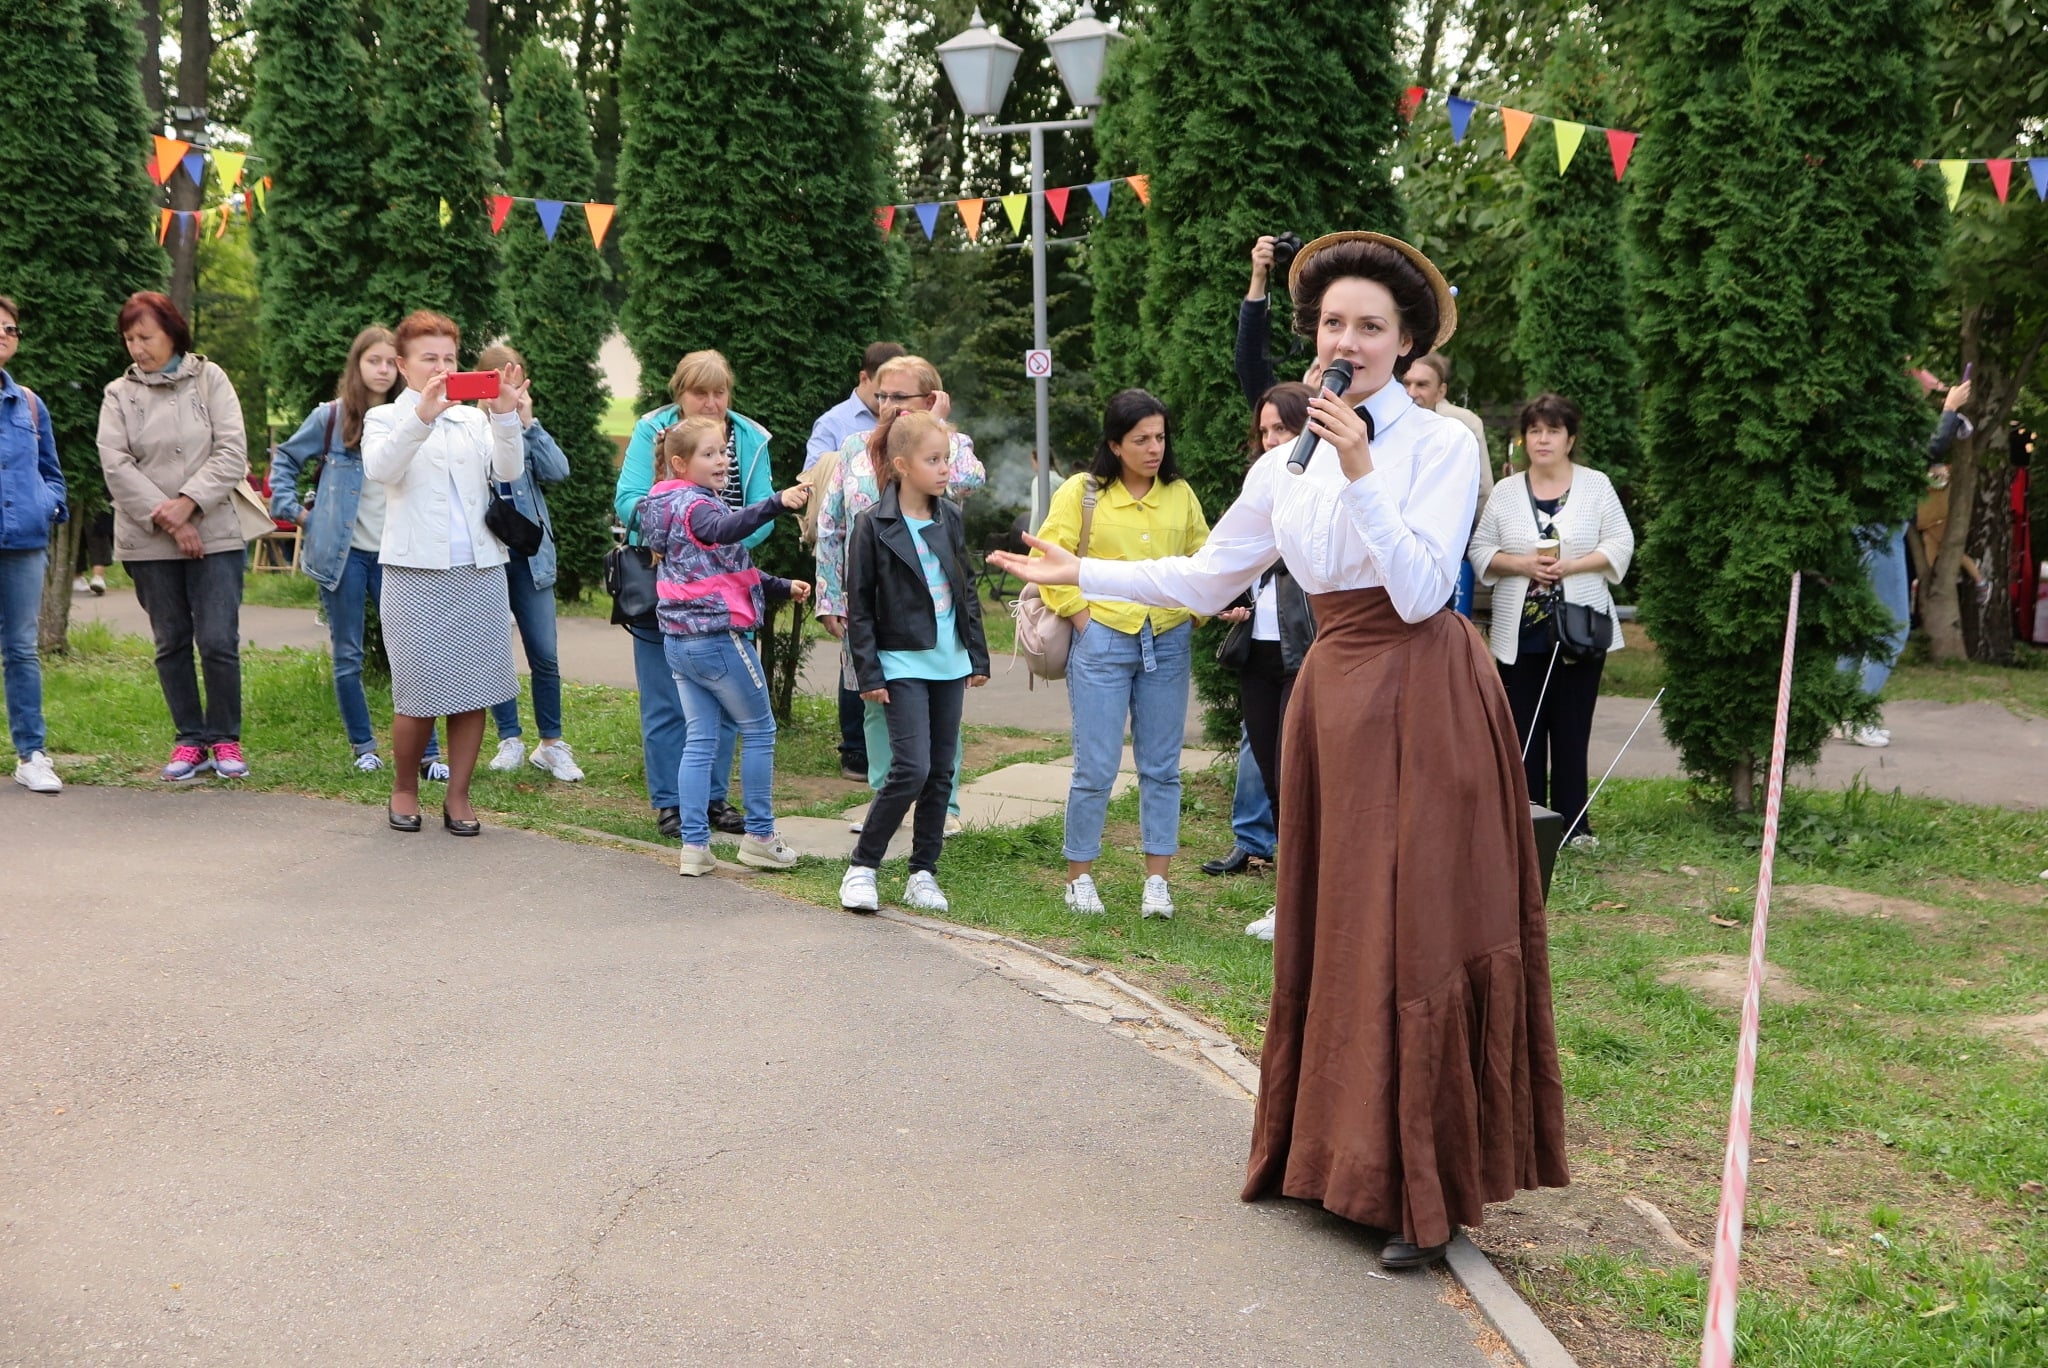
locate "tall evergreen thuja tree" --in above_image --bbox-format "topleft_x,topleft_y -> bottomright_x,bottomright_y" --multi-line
1086,8 -> 1161,398
1095,0 -> 1406,741
249,0 -> 384,422
367,0 -> 501,352
502,41 -> 614,601
0,0 -> 164,652
618,0 -> 894,717
1512,24 -> 1637,494
1629,0 -> 1944,807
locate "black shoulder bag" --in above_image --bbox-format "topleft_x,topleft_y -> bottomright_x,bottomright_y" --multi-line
606,499 -> 661,631
485,480 -> 546,558
1525,479 -> 1612,663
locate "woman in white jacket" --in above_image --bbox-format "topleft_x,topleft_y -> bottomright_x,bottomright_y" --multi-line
1469,392 -> 1634,846
362,310 -> 526,835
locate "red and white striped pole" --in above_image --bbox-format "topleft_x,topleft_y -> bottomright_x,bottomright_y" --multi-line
1699,571 -> 1802,1368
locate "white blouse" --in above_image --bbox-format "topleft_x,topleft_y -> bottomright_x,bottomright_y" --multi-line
1079,382 -> 1482,624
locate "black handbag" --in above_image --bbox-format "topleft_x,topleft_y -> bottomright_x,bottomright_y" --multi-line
1214,569 -> 1274,671
485,480 -> 545,558
1524,479 -> 1613,662
605,535 -> 660,625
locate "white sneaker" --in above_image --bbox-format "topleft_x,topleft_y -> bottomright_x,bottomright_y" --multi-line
840,864 -> 880,913
943,813 -> 964,840
1065,874 -> 1105,915
353,751 -> 385,773
13,751 -> 61,794
1567,833 -> 1601,851
488,737 -> 527,772
738,832 -> 800,870
71,576 -> 89,593
903,870 -> 950,913
529,740 -> 585,782
848,818 -> 865,833
1245,907 -> 1276,941
89,573 -> 105,596
1850,725 -> 1891,748
678,844 -> 716,878
420,758 -> 450,782
1141,875 -> 1175,919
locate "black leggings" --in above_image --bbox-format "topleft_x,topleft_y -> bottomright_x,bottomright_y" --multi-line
1239,640 -> 1296,821
1499,644 -> 1605,838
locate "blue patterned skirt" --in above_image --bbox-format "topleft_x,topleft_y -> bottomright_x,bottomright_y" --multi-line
379,563 -> 518,718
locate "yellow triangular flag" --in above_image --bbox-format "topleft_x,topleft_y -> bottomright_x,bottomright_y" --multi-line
1001,193 -> 1028,234
584,202 -> 616,250
211,150 -> 246,190
957,197 -> 985,241
1939,159 -> 1968,210
1500,107 -> 1534,159
253,177 -> 268,213
438,197 -> 453,228
1553,120 -> 1586,174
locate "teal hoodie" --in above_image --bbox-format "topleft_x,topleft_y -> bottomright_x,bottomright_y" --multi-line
614,406 -> 774,551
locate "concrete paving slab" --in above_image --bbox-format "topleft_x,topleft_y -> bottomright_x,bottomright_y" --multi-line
768,814 -> 910,863
0,789 -> 1503,1366
969,760 -> 1133,803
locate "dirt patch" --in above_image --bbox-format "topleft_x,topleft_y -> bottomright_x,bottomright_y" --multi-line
776,772 -> 869,808
1975,1008 -> 2048,1057
1777,883 -> 1950,926
961,729 -> 1063,772
1659,955 -> 1815,1009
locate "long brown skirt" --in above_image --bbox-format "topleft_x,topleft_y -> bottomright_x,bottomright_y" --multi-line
1243,588 -> 1569,1248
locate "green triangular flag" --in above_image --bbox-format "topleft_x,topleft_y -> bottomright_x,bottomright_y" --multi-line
1554,120 -> 1587,174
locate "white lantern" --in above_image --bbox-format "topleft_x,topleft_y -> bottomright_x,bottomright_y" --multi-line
937,8 -> 1025,121
1047,4 -> 1120,111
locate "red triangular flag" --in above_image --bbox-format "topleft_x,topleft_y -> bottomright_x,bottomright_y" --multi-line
1046,186 -> 1071,225
1400,85 -> 1428,121
489,195 -> 513,233
1606,128 -> 1638,181
1987,158 -> 2013,204
1125,174 -> 1149,207
584,202 -> 615,249
152,135 -> 189,185
874,205 -> 896,235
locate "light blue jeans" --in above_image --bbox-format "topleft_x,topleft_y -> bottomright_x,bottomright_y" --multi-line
0,547 -> 48,758
1063,618 -> 1191,863
633,626 -> 733,809
1840,522 -> 1910,696
1229,727 -> 1276,859
491,551 -> 563,741
665,631 -> 776,846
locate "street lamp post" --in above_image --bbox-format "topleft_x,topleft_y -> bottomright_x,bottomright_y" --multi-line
939,6 -> 1119,529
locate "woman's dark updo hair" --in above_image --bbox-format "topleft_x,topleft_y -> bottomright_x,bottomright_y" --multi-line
1247,382 -> 1315,460
1290,240 -> 1438,381
1516,391 -> 1581,441
1089,388 -> 1183,485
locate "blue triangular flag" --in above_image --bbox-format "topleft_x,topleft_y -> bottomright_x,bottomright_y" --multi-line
2032,158 -> 2048,202
534,199 -> 565,241
1086,180 -> 1112,217
181,151 -> 206,185
1447,97 -> 1476,145
915,202 -> 940,239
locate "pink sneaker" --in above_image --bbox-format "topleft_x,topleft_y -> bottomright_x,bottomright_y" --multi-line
211,741 -> 249,779
162,744 -> 212,782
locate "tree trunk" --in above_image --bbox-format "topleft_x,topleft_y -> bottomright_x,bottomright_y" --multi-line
467,0 -> 490,79
1415,0 -> 1452,89
1730,754 -> 1755,813
38,522 -> 79,656
754,600 -> 812,724
1962,429 -> 2014,661
137,0 -> 162,117
166,0 -> 210,319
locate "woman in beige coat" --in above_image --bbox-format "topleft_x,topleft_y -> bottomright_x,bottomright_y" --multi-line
97,292 -> 250,781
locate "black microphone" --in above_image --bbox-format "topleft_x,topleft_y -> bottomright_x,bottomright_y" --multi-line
1286,358 -> 1354,475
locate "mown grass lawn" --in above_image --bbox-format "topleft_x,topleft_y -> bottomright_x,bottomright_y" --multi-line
33,625 -> 2048,1366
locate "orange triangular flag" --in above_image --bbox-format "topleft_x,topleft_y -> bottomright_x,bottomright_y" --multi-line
1500,108 -> 1534,159
153,135 -> 190,185
957,197 -> 984,241
584,202 -> 616,249
1125,174 -> 1150,207
215,203 -> 231,239
158,208 -> 173,244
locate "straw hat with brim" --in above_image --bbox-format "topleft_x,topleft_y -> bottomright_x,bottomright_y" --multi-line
1286,231 -> 1458,351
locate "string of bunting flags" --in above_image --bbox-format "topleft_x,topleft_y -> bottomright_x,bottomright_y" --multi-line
873,175 -> 1149,242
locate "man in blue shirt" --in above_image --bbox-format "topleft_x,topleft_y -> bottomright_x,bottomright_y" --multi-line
804,341 -> 905,471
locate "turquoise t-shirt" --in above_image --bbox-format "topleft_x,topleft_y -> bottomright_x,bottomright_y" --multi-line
878,516 -> 973,683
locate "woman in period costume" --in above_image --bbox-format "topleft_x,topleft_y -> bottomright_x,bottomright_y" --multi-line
991,232 -> 1567,1271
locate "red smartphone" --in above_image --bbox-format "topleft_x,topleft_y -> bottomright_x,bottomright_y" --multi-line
443,370 -> 501,402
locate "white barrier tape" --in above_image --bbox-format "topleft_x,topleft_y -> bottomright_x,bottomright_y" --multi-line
1700,571 -> 1802,1368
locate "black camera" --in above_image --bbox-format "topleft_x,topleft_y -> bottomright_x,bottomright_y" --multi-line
1270,231 -> 1304,277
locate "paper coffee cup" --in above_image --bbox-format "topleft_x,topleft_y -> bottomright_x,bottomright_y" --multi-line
1535,538 -> 1561,563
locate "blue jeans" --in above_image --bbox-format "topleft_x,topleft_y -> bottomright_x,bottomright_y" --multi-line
1841,522 -> 1910,697
491,552 -> 563,741
1063,618 -> 1191,863
319,547 -> 436,760
665,631 -> 776,845
0,547 -> 48,758
632,627 -> 731,808
1229,727 -> 1276,859
1455,559 -> 1476,617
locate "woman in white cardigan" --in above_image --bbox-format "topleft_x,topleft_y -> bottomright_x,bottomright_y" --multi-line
362,310 -> 526,835
1469,392 -> 1634,846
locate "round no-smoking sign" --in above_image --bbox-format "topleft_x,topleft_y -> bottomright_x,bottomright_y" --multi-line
1024,349 -> 1053,379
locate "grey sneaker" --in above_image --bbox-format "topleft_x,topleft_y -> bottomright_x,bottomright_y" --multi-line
488,737 -> 526,772
1064,874 -> 1105,915
903,870 -> 950,913
839,865 -> 879,913
1141,875 -> 1175,919
678,844 -> 716,878
737,832 -> 800,870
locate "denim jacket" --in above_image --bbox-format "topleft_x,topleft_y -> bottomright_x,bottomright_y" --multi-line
0,370 -> 66,551
269,401 -> 355,590
497,419 -> 570,591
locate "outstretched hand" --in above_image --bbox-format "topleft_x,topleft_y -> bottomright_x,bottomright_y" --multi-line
788,580 -> 812,602
985,533 -> 1080,587
779,483 -> 811,510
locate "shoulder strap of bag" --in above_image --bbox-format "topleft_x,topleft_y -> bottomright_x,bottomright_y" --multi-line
20,385 -> 40,433
1523,473 -> 1544,534
323,399 -> 337,453
1077,478 -> 1098,558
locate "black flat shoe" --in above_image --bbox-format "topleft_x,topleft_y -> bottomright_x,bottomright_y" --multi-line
442,809 -> 482,837
706,799 -> 746,835
1377,1239 -> 1449,1271
1201,845 -> 1271,877
387,805 -> 423,833
655,806 -> 682,841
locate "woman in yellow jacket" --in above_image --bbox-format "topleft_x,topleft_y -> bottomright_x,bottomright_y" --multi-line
1037,389 -> 1208,918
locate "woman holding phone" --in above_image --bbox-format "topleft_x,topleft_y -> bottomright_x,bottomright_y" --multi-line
361,311 -> 526,835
